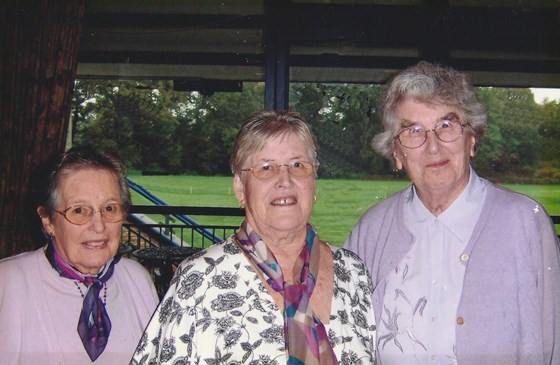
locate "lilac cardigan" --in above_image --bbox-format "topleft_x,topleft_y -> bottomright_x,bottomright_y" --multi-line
0,247 -> 159,364
345,177 -> 560,365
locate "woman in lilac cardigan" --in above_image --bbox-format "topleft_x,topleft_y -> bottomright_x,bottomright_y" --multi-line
345,61 -> 560,365
0,147 -> 159,364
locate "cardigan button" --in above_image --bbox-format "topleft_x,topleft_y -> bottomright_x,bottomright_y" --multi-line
460,253 -> 469,262
457,317 -> 465,325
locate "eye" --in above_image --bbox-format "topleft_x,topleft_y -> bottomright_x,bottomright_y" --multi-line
104,204 -> 119,213
260,163 -> 275,172
70,205 -> 90,216
407,125 -> 424,135
291,161 -> 305,169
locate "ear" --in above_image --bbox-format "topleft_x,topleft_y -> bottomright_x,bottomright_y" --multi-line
233,174 -> 245,205
37,206 -> 54,236
469,135 -> 477,158
393,151 -> 404,170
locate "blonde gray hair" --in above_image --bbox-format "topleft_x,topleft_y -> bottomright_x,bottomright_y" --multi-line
230,110 -> 319,175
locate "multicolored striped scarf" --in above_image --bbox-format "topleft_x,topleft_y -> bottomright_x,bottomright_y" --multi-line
45,238 -> 120,361
235,221 -> 338,365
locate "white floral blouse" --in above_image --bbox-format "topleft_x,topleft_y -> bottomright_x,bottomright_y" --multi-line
131,236 -> 376,365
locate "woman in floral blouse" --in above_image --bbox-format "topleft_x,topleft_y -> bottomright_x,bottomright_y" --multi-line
132,110 -> 376,365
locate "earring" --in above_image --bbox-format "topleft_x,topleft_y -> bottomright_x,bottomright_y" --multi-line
313,195 -> 317,202
239,201 -> 245,209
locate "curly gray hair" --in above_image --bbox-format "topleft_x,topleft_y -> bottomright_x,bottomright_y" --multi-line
372,61 -> 488,159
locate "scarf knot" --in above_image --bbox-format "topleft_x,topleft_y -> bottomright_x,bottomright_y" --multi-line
46,239 -> 119,361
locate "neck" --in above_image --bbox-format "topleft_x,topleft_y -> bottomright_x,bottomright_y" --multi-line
415,182 -> 467,216
268,235 -> 306,276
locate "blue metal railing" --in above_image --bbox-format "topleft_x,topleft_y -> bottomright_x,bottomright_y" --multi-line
127,177 -> 226,244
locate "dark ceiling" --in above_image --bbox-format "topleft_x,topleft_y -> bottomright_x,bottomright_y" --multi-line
78,0 -> 560,88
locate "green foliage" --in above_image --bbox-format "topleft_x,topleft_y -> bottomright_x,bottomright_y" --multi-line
537,101 -> 560,166
291,83 -> 386,178
72,81 -> 558,183
473,88 -> 560,182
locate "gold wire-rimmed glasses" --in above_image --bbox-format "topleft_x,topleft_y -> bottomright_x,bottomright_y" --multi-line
394,113 -> 467,149
56,204 -> 124,225
241,161 -> 315,180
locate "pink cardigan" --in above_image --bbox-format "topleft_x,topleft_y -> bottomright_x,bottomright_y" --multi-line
0,247 -> 159,364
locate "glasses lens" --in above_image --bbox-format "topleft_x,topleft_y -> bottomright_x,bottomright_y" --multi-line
66,205 -> 94,225
398,128 -> 425,149
397,121 -> 464,148
253,164 -> 278,180
435,120 -> 462,142
102,204 -> 123,223
289,161 -> 314,177
62,204 -> 123,224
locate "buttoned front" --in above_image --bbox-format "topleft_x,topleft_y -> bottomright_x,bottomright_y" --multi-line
345,171 -> 560,365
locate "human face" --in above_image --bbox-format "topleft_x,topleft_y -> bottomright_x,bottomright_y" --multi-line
234,133 -> 316,242
393,97 -> 476,202
39,168 -> 123,274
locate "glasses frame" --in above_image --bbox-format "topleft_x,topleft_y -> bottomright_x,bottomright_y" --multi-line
56,204 -> 124,225
394,122 -> 467,149
241,161 -> 316,181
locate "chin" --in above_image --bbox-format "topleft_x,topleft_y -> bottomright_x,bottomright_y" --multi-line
272,218 -> 308,233
84,252 -> 114,271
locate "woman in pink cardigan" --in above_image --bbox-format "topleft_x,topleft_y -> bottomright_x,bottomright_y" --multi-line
0,147 -> 159,364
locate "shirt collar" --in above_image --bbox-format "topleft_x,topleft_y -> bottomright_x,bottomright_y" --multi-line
406,167 -> 487,243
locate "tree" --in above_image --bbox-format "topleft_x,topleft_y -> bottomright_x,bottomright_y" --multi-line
475,88 -> 540,178
71,80 -> 558,182
73,80 -> 185,173
291,83 -> 387,178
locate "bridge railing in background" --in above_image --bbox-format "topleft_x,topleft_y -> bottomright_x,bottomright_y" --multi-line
121,205 -> 245,297
122,205 -> 245,249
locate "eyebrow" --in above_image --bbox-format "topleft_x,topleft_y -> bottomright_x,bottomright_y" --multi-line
400,112 -> 460,128
257,155 -> 306,163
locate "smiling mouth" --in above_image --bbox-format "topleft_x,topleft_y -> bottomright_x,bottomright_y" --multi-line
83,240 -> 107,249
271,197 -> 297,206
427,160 -> 448,168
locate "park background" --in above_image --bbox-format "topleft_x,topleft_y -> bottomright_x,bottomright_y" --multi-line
71,80 -> 560,245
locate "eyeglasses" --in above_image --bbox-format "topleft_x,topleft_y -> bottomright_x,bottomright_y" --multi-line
394,114 -> 467,149
241,161 -> 315,180
56,204 -> 124,225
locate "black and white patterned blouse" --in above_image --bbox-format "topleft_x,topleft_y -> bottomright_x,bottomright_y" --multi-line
132,236 -> 376,365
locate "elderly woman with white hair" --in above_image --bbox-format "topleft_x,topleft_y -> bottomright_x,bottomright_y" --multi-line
0,147 -> 159,364
345,61 -> 560,365
133,110 -> 376,364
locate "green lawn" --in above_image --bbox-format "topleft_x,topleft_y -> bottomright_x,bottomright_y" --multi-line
129,174 -> 560,247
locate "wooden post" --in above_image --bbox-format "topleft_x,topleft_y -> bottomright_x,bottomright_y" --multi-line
0,0 -> 85,258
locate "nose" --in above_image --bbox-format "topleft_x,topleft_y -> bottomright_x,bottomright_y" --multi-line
276,164 -> 294,186
425,129 -> 441,153
89,210 -> 107,232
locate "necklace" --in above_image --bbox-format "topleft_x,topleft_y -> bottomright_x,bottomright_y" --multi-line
73,281 -> 108,304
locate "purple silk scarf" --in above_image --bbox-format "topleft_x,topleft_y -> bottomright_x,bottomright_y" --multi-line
235,221 -> 338,365
45,239 -> 120,361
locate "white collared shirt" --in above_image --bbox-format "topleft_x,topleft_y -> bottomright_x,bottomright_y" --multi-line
378,168 -> 486,365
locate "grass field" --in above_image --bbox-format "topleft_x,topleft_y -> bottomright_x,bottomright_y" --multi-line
129,174 -> 560,247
